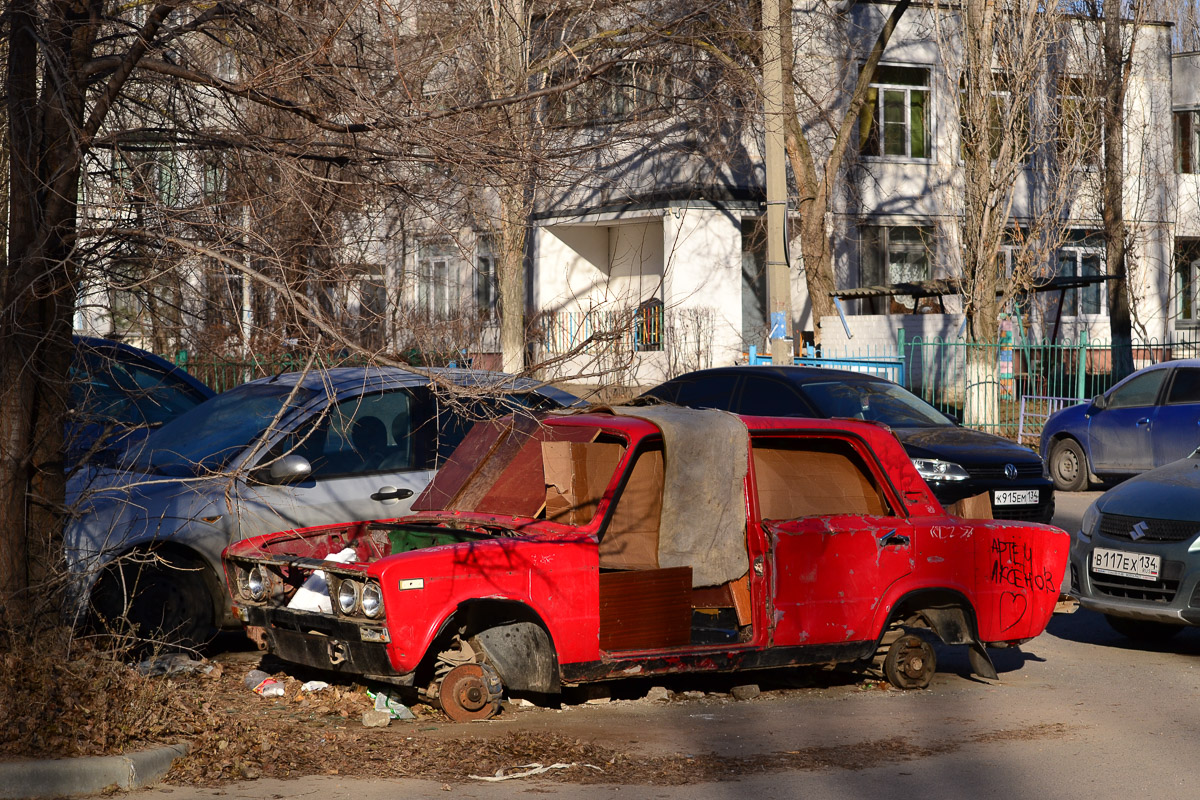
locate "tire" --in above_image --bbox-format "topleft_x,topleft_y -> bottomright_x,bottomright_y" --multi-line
882,634 -> 937,690
90,554 -> 215,651
1104,614 -> 1185,643
1050,438 -> 1089,492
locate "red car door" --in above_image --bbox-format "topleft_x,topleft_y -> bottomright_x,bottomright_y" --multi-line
750,434 -> 913,646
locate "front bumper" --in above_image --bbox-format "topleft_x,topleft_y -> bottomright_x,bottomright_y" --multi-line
1070,528 -> 1200,626
242,605 -> 413,684
931,479 -> 1055,524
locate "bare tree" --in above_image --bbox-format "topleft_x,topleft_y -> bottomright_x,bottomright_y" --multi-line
781,0 -> 912,347
938,0 -> 1085,421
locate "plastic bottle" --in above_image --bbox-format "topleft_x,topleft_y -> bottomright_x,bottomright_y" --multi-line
244,669 -> 285,697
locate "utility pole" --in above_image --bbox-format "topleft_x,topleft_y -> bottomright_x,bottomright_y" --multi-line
762,0 -> 793,365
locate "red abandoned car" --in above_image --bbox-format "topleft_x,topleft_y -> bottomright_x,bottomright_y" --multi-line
223,408 -> 1068,720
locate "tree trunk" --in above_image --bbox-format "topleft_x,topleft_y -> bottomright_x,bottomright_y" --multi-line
491,0 -> 531,375
497,187 -> 529,374
1103,0 -> 1134,380
960,0 -> 1001,428
779,0 -> 911,346
1,0 -> 90,613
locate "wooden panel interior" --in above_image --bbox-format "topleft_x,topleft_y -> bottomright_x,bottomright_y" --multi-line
690,574 -> 753,627
753,439 -> 889,519
598,566 -> 692,651
543,439 -> 622,525
599,448 -> 664,570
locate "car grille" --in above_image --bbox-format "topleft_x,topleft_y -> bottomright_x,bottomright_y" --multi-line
1089,559 -> 1183,603
969,463 -> 1045,480
1098,513 -> 1200,543
993,502 -> 1052,523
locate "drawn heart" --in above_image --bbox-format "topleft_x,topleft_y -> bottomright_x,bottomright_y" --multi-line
1000,591 -> 1028,632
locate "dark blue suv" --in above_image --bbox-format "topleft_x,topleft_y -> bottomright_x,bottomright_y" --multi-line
643,366 -> 1053,523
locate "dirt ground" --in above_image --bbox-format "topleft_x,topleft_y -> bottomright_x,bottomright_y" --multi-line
0,624 -> 1075,789
141,643 -> 1082,788
156,646 -> 874,786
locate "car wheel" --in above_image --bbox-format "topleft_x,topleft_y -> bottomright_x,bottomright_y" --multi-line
1104,614 -> 1185,643
437,662 -> 504,721
1050,438 -> 1088,492
882,634 -> 937,690
91,554 -> 215,650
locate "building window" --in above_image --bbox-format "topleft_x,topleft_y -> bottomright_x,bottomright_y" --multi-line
959,72 -> 1029,163
1056,231 -> 1106,317
474,235 -> 498,317
1175,242 -> 1200,324
417,240 -> 458,318
1176,110 -> 1200,174
359,271 -> 387,349
548,61 -> 673,126
1058,77 -> 1102,168
860,65 -> 931,159
1176,259 -> 1199,324
634,298 -> 664,352
861,225 -> 936,314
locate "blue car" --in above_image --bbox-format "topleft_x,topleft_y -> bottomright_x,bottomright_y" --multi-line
1040,359 -> 1200,491
69,336 -> 215,466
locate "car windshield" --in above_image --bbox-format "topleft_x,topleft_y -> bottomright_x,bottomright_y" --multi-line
122,383 -> 318,477
798,380 -> 950,428
415,416 -> 625,522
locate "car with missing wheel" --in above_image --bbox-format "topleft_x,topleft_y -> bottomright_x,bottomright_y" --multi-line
642,366 -> 1054,523
223,407 -> 1068,719
1040,359 -> 1200,491
1068,451 -> 1200,641
68,366 -> 578,647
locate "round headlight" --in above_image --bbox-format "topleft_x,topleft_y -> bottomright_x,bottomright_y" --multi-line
246,567 -> 268,601
337,580 -> 360,615
361,583 -> 384,619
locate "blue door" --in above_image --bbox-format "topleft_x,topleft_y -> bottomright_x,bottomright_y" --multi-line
1089,369 -> 1168,473
1151,368 -> 1200,467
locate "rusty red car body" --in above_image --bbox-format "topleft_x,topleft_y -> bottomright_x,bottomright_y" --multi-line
223,409 -> 1068,719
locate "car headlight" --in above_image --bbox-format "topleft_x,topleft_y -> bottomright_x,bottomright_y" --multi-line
337,579 -> 361,615
361,582 -> 384,619
911,458 -> 970,482
1079,502 -> 1100,542
246,566 -> 268,602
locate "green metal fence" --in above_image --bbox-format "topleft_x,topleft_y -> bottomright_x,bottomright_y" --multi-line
902,332 -> 1200,440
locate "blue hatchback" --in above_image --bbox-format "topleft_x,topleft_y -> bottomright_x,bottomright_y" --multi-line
68,336 -> 215,466
1040,359 -> 1200,491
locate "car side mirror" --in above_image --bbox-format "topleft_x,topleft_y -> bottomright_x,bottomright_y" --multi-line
259,454 -> 313,485
1089,394 -> 1108,413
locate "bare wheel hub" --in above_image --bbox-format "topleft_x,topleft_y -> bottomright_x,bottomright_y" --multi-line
437,662 -> 503,721
883,633 -> 937,690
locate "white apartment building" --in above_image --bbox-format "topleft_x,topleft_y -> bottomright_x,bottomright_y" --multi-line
531,6 -> 1199,386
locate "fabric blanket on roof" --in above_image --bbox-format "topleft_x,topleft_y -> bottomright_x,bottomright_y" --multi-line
610,405 -> 749,588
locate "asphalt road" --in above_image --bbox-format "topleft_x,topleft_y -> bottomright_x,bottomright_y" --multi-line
129,490 -> 1200,800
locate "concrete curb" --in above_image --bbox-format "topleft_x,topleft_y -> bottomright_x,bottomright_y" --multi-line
0,742 -> 190,799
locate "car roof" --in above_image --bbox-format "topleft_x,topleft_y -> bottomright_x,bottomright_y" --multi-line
234,365 -> 581,403
552,408 -> 893,436
653,365 -> 890,387
73,335 -> 215,399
